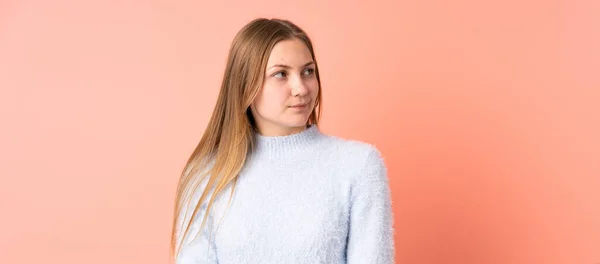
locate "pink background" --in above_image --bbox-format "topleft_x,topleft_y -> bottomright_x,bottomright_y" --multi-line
1,0 -> 598,263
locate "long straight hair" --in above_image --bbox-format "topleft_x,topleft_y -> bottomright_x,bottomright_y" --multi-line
170,18 -> 323,261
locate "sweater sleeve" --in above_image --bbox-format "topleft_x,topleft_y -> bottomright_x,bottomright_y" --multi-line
175,180 -> 219,264
346,147 -> 395,264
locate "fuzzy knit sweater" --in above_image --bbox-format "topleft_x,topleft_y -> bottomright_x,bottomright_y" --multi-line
175,124 -> 395,264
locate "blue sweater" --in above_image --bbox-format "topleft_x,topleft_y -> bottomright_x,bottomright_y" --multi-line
175,125 -> 395,263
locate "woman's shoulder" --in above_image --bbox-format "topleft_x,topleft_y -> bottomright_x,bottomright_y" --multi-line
320,132 -> 382,153
318,133 -> 386,171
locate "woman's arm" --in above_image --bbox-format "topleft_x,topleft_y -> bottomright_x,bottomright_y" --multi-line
346,147 -> 395,264
175,180 -> 219,264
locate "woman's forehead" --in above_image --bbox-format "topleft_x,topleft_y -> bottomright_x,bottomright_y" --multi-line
266,39 -> 313,68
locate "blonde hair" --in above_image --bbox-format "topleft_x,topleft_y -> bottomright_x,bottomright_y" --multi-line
170,18 -> 323,261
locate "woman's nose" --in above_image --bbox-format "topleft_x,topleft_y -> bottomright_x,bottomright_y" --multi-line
291,77 -> 308,97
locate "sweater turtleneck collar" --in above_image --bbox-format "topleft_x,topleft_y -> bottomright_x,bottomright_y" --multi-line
252,124 -> 323,159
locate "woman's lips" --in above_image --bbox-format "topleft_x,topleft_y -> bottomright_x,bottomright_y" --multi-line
289,103 -> 308,109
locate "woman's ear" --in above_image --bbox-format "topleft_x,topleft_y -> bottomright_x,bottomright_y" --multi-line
249,101 -> 255,112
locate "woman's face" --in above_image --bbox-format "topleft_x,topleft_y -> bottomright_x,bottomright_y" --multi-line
250,38 -> 319,136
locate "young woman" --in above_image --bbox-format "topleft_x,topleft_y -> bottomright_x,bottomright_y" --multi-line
171,18 -> 395,264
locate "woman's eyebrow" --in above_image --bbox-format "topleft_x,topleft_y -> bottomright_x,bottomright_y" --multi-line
268,61 -> 315,70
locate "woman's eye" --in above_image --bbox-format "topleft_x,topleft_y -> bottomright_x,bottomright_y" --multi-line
303,68 -> 315,76
273,71 -> 287,78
